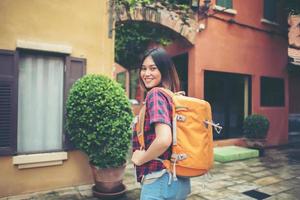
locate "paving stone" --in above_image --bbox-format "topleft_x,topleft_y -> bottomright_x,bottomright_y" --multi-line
247,161 -> 264,167
206,173 -> 232,182
196,188 -> 238,200
257,183 -> 292,195
7,194 -> 36,200
76,185 -> 93,191
290,164 -> 300,170
187,194 -> 206,200
227,183 -> 259,193
237,175 -> 257,182
56,189 -> 79,197
265,192 -> 298,200
231,177 -> 247,184
276,172 -> 297,180
286,188 -> 300,198
247,166 -> 268,173
285,177 -> 300,186
226,170 -> 248,177
78,190 -> 92,198
250,170 -> 274,178
206,180 -> 236,189
254,176 -> 282,186
218,193 -> 257,200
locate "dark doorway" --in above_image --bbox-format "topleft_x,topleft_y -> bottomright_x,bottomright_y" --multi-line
172,53 -> 188,95
204,71 -> 251,139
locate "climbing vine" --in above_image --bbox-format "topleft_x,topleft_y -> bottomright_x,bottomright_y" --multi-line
114,0 -> 193,69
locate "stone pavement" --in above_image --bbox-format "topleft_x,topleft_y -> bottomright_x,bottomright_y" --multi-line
2,143 -> 300,200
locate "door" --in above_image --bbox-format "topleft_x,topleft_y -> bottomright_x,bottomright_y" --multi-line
172,53 -> 188,95
204,71 -> 251,139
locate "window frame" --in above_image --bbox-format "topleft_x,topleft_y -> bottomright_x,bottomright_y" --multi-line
0,49 -> 86,156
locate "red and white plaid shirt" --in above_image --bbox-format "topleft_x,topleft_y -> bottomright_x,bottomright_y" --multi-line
132,87 -> 173,182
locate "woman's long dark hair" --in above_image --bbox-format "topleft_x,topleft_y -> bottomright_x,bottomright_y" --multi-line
139,47 -> 180,92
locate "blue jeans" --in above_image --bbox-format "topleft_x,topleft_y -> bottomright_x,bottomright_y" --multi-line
140,172 -> 191,200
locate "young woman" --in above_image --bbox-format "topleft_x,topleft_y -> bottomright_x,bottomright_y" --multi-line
131,47 -> 191,200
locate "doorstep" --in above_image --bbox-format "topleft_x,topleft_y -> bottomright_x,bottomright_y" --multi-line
214,145 -> 259,163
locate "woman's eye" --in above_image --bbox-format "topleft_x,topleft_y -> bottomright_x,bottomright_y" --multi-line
150,67 -> 157,71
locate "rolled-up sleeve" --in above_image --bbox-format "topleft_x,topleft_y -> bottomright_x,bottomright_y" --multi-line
146,88 -> 172,127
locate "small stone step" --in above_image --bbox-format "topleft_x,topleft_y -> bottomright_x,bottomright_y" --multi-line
214,146 -> 259,163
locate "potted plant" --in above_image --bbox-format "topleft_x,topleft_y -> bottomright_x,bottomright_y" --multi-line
66,74 -> 133,198
243,114 -> 270,156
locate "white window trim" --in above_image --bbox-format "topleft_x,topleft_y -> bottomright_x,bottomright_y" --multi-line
261,18 -> 279,26
16,40 -> 72,54
12,152 -> 68,169
213,5 -> 237,15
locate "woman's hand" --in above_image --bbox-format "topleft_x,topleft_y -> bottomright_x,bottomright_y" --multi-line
131,123 -> 172,166
131,149 -> 146,166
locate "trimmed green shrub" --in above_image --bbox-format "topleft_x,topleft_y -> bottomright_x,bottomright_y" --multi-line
243,114 -> 270,139
66,74 -> 133,168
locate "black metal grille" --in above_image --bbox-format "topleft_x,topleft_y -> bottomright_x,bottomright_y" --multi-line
243,190 -> 271,200
0,83 -> 12,148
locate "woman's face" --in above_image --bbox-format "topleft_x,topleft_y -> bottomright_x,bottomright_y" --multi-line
140,56 -> 162,90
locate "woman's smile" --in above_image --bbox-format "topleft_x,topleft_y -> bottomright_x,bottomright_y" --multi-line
140,56 -> 162,89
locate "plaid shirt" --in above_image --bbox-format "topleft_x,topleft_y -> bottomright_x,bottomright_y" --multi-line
132,87 -> 173,182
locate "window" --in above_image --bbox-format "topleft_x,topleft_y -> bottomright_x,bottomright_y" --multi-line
129,69 -> 142,102
216,0 -> 232,9
18,54 -> 64,153
261,77 -> 284,107
116,71 -> 126,90
0,50 -> 86,155
263,0 -> 277,22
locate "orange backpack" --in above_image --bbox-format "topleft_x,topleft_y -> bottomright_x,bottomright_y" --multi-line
136,87 -> 222,178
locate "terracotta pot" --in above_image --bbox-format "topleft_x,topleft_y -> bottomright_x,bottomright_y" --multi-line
91,184 -> 126,200
90,164 -> 126,193
243,138 -> 266,157
244,138 -> 266,148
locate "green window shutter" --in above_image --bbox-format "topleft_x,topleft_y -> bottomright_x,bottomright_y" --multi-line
264,0 -> 277,21
216,0 -> 232,9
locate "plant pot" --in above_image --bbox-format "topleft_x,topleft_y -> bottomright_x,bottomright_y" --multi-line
244,138 -> 266,157
91,184 -> 126,200
90,164 -> 126,195
249,146 -> 265,157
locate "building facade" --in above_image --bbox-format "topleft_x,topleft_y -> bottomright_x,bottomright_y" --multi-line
0,0 -> 114,197
116,0 -> 289,146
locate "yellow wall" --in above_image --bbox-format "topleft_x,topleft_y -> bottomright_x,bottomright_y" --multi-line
0,0 -> 114,197
0,0 -> 114,76
0,151 -> 94,197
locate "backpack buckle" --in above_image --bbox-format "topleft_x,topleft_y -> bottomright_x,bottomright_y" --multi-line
176,115 -> 186,122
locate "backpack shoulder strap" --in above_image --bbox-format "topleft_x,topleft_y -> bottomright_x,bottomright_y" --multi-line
136,104 -> 146,149
156,87 -> 175,99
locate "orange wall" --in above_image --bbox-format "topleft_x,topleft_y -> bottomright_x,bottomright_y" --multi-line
167,0 -> 288,146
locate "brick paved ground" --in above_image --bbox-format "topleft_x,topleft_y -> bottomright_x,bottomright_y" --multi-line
2,143 -> 300,200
